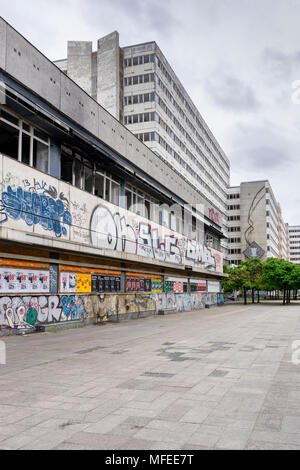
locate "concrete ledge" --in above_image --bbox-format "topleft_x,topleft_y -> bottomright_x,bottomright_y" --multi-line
42,320 -> 86,333
0,327 -> 36,336
108,310 -> 155,322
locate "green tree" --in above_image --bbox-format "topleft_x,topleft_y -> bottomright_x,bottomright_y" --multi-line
260,258 -> 296,304
241,258 -> 264,303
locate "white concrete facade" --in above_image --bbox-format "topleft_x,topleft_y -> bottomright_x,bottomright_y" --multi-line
227,181 -> 289,265
289,225 -> 300,264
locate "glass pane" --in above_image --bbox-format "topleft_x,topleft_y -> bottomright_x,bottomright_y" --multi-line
33,139 -> 48,172
0,110 -> 19,126
95,173 -> 104,198
84,165 -> 93,193
60,152 -> 73,184
21,132 -> 30,165
74,158 -> 82,188
34,129 -> 48,143
22,122 -> 30,132
105,178 -> 110,201
125,190 -> 132,210
0,120 -> 19,160
111,181 -> 120,206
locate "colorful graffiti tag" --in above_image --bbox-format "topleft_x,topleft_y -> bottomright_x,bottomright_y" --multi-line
90,204 -> 216,268
0,183 -> 72,237
0,295 -> 87,329
0,291 -> 219,329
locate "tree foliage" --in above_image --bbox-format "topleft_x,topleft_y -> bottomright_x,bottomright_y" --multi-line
223,257 -> 300,304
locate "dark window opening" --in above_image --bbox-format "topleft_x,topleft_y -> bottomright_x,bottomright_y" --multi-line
0,120 -> 19,160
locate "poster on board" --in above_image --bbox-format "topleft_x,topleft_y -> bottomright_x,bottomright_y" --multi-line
0,268 -> 49,293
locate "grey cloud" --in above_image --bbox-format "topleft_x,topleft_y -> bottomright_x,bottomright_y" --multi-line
228,122 -> 293,173
205,74 -> 260,112
233,146 -> 286,170
80,0 -> 178,40
261,48 -> 292,80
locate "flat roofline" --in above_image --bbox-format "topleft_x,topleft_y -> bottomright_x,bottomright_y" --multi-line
123,40 -> 156,49
240,180 -> 268,184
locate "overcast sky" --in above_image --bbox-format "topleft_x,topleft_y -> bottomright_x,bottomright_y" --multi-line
1,0 -> 300,224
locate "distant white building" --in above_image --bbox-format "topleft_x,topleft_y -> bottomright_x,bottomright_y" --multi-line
289,225 -> 300,265
227,181 -> 289,265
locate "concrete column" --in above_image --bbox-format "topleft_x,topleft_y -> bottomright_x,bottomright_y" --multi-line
67,41 -> 93,95
97,31 -> 120,119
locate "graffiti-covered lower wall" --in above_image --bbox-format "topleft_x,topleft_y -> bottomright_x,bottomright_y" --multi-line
0,154 -> 223,272
0,291 -> 219,329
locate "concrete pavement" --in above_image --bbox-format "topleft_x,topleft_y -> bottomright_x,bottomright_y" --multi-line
1,302 -> 300,449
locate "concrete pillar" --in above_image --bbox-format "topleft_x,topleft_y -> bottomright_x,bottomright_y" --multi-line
97,31 -> 120,119
67,41 -> 93,95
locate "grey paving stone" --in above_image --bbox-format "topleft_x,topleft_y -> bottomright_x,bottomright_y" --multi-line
2,303 -> 300,449
63,431 -> 128,449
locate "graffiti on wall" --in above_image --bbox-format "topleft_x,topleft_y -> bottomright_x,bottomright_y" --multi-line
0,295 -> 87,329
0,179 -> 72,237
0,291 -> 219,329
0,159 -> 223,271
90,204 -> 216,269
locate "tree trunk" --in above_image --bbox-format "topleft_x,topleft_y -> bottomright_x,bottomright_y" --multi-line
257,290 -> 260,303
244,288 -> 247,305
283,288 -> 286,305
252,288 -> 255,304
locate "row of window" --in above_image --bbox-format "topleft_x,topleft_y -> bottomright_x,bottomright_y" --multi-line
227,226 -> 241,232
124,92 -> 155,105
124,73 -> 155,86
157,115 -> 226,199
228,249 -> 241,254
227,205 -> 240,210
124,112 -> 156,125
227,193 -> 240,199
156,95 -> 228,190
228,215 -> 240,221
0,108 -> 50,173
123,84 -> 229,193
155,74 -> 230,174
61,146 -> 121,205
124,52 -> 230,175
228,238 -> 241,243
156,57 -> 227,167
135,130 -> 226,213
157,134 -> 225,207
135,132 -> 157,142
124,54 -> 155,67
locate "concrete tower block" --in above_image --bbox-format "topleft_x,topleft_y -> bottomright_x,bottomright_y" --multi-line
67,41 -> 93,95
97,31 -> 120,120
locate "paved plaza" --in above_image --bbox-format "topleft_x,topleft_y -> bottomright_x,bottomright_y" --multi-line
1,302 -> 300,450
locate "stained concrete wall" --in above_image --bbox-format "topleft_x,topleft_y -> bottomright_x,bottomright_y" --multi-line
67,41 -> 92,96
97,31 -> 120,120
